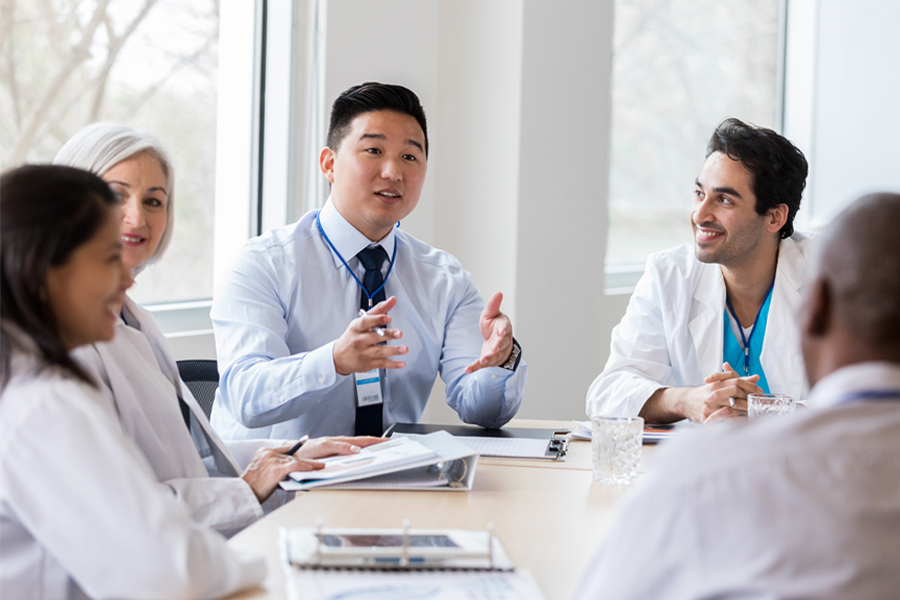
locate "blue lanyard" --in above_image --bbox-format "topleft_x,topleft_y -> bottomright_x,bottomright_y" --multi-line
725,280 -> 775,377
315,211 -> 398,307
834,389 -> 900,406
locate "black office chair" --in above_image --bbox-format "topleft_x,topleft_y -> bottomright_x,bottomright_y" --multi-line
176,359 -> 220,420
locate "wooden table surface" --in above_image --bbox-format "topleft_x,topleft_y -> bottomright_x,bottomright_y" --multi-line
226,420 -> 658,600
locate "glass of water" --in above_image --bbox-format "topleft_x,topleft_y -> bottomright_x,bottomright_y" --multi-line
748,393 -> 796,419
591,416 -> 643,485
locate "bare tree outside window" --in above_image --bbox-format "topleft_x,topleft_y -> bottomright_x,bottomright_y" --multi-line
1,0 -> 219,304
607,0 -> 780,268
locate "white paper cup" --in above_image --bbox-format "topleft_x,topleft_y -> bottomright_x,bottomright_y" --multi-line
591,416 -> 643,484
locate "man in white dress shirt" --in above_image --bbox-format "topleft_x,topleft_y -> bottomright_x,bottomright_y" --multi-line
587,118 -> 812,424
211,82 -> 526,440
573,192 -> 900,599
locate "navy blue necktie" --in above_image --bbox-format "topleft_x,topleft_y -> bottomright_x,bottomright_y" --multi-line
355,246 -> 388,436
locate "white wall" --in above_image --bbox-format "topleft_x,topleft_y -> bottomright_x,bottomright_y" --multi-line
785,0 -> 900,230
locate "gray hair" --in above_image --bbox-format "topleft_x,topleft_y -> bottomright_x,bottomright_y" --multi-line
53,122 -> 176,273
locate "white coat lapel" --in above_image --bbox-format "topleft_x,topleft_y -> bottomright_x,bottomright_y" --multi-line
122,297 -> 242,477
760,236 -> 809,398
689,264 -> 726,378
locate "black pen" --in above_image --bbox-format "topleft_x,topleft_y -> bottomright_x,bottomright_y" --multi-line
287,435 -> 310,455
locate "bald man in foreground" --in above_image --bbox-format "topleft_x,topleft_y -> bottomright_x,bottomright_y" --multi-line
573,193 -> 900,599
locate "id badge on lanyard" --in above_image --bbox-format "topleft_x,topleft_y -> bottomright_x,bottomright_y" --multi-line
354,369 -> 384,407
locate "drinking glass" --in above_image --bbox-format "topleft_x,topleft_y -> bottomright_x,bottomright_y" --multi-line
591,416 -> 643,484
747,393 -> 796,419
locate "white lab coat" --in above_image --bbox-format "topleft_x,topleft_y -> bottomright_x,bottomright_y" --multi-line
0,339 -> 265,600
72,296 -> 285,536
587,233 -> 813,418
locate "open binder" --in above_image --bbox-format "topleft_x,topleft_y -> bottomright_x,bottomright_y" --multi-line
280,525 -> 545,600
278,431 -> 478,492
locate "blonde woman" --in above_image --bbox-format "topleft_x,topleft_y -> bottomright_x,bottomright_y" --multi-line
55,123 -> 380,536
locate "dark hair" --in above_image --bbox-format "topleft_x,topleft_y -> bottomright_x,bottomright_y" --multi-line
706,118 -> 808,238
327,82 -> 429,157
1,164 -> 119,389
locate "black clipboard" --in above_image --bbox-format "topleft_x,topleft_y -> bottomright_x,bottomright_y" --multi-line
384,422 -> 570,460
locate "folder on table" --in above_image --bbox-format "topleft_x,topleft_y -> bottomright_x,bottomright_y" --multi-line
279,430 -> 478,492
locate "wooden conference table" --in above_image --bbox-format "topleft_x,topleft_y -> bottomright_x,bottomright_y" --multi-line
225,419 -> 659,600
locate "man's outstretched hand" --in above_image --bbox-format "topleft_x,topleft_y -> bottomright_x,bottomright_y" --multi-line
465,292 -> 515,374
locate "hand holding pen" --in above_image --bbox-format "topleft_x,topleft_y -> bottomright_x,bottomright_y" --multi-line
332,296 -> 408,376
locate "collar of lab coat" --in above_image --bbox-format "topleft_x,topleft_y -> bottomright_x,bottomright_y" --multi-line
688,235 -> 809,381
318,197 -> 397,271
120,295 -> 242,477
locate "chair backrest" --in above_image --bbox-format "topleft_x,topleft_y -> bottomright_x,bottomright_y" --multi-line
176,359 -> 219,420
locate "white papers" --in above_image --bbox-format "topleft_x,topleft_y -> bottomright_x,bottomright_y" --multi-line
393,433 -> 552,460
455,436 -> 551,459
284,567 -> 545,600
288,437 -> 437,483
573,420 -> 687,443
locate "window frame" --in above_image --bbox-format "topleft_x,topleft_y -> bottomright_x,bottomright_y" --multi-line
602,0 -> 791,295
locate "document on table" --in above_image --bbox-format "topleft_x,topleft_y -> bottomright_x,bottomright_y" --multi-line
393,433 -> 552,459
284,568 -> 545,600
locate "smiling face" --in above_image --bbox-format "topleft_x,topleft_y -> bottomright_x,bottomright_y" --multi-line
320,110 -> 427,242
45,206 -> 133,350
691,151 -> 781,268
102,152 -> 169,271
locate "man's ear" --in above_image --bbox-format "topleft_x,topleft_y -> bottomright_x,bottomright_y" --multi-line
802,278 -> 832,338
319,147 -> 336,183
766,203 -> 789,233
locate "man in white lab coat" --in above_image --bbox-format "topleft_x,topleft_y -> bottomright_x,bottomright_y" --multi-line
573,193 -> 900,600
587,118 -> 812,424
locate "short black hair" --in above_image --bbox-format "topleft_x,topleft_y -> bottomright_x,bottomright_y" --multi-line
327,82 -> 428,157
706,118 -> 808,239
1,164 -> 119,389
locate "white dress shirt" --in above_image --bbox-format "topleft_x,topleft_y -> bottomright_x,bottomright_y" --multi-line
573,361 -> 900,600
0,341 -> 264,600
72,296 -> 284,537
210,199 -> 527,440
587,233 -> 812,418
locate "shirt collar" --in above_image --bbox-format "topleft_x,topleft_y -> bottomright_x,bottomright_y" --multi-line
318,197 -> 396,270
807,361 -> 900,409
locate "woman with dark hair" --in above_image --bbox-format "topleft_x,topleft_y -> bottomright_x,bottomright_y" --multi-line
0,164 -> 264,599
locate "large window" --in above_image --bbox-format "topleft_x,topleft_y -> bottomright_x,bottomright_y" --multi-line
606,0 -> 782,271
1,0 -> 219,304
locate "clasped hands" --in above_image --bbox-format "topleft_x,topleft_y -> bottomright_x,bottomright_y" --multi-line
332,292 -> 515,376
688,362 -> 763,424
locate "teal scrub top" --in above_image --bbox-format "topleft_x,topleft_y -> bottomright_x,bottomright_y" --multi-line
723,290 -> 772,394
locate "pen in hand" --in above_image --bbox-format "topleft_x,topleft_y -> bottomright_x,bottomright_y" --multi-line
358,308 -> 386,337
286,435 -> 310,456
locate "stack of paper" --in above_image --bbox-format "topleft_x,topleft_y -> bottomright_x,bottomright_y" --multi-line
572,420 -> 683,444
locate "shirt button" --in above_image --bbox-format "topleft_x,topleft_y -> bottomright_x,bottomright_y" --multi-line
491,375 -> 498,380
318,376 -> 325,384
279,395 -> 285,402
